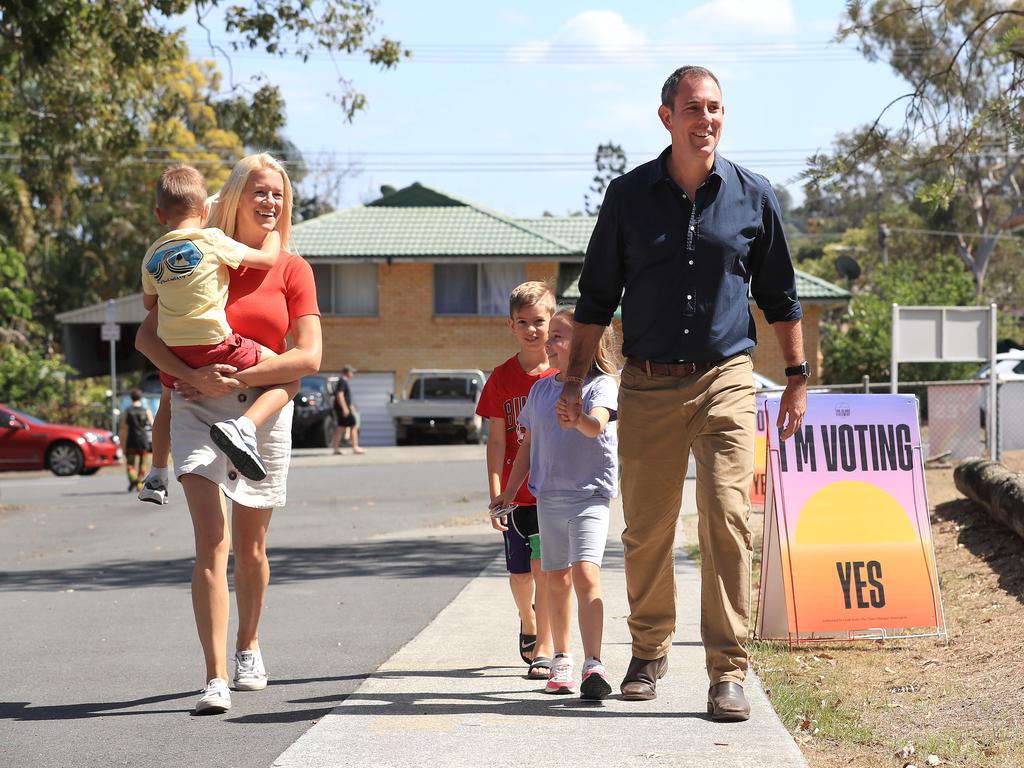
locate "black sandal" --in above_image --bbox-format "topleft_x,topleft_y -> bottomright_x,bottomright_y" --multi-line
519,619 -> 537,664
527,656 -> 552,679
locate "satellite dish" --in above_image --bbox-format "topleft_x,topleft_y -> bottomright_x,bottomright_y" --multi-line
834,254 -> 862,281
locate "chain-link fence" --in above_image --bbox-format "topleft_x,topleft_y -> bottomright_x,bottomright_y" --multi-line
796,378 -> 1024,460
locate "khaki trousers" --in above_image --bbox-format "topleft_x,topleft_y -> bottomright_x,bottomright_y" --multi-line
618,354 -> 756,685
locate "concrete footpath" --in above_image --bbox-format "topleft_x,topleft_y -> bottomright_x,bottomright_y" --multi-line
272,476 -> 808,768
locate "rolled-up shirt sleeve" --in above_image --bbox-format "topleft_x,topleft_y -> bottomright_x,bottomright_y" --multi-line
575,178 -> 625,327
750,186 -> 802,324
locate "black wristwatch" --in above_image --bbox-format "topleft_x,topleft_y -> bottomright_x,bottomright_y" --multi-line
784,361 -> 810,379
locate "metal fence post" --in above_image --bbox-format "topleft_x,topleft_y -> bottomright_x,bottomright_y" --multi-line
862,375 -> 870,393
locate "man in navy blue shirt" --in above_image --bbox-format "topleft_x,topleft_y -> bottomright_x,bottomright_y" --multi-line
560,66 -> 808,721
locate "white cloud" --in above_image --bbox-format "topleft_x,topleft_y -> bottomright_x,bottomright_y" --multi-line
508,10 -> 648,66
496,9 -> 530,27
672,0 -> 795,38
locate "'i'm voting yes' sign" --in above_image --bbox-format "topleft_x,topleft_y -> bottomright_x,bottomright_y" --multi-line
756,394 -> 945,642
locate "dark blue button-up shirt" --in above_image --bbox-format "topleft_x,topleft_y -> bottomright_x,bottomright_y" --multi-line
575,147 -> 802,362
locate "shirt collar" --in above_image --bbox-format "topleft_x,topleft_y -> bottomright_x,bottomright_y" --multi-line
650,145 -> 729,188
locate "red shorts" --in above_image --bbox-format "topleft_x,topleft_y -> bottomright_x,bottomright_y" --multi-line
160,333 -> 262,388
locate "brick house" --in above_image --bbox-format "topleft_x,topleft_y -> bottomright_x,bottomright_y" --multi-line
292,182 -> 849,442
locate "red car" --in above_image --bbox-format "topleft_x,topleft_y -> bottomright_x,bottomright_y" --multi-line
0,405 -> 122,476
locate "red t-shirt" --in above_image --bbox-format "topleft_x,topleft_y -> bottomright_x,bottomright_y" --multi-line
476,355 -> 558,505
225,251 -> 320,353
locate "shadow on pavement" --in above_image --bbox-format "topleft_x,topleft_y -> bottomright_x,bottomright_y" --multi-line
0,691 -> 194,721
0,538 -> 497,592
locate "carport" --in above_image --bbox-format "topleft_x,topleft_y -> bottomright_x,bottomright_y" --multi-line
55,293 -> 150,379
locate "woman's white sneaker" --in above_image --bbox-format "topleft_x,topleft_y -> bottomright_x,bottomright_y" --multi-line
233,649 -> 268,691
195,678 -> 231,714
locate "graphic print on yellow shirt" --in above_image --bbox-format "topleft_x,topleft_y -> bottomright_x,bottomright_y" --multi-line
141,227 -> 249,347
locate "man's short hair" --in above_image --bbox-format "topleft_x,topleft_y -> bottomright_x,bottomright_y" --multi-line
509,280 -> 555,317
130,388 -> 143,401
156,165 -> 208,218
341,364 -> 356,375
661,66 -> 722,109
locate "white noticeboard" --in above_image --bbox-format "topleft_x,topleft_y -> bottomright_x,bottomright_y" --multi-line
891,304 -> 997,459
101,323 -> 121,342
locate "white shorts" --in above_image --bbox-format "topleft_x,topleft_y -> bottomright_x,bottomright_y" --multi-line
537,491 -> 610,571
171,388 -> 293,509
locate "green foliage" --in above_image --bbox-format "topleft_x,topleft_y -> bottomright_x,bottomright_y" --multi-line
0,345 -> 74,417
806,2 -> 1024,297
822,254 -> 979,384
584,142 -> 627,215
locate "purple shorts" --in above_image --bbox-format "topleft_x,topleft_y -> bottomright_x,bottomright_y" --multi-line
502,505 -> 540,574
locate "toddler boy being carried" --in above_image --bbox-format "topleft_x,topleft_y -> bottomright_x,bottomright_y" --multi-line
138,164 -> 297,496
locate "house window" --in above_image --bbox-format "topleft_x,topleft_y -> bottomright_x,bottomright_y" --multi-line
312,263 -> 379,316
434,263 -> 525,315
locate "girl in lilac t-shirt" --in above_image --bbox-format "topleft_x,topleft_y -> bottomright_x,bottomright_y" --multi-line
491,308 -> 619,701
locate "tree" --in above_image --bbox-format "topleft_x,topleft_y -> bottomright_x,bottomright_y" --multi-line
584,142 -> 627,215
809,1 -> 1024,296
822,253 -> 978,384
0,1 -> 405,329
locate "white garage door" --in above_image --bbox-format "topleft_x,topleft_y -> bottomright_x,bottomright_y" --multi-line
346,371 -> 397,446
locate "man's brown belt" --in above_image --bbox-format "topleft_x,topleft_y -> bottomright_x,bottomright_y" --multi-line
625,357 -> 718,377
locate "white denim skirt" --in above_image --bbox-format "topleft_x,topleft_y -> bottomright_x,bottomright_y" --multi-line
171,389 -> 293,509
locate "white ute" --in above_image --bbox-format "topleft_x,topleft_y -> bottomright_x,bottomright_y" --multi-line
387,369 -> 488,445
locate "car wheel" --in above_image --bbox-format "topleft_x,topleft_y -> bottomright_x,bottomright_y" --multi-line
47,441 -> 84,476
79,467 -> 100,476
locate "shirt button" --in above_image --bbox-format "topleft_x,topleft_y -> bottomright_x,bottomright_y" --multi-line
688,260 -> 694,265
686,294 -> 692,300
684,329 -> 690,334
689,225 -> 695,231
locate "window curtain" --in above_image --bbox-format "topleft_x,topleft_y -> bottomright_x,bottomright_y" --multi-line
434,264 -> 478,314
479,263 -> 526,316
334,264 -> 379,316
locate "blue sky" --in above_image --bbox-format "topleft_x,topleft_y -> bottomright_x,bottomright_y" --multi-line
182,0 -> 909,217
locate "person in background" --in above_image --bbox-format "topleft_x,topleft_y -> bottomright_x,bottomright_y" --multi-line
121,388 -> 153,494
331,365 -> 365,455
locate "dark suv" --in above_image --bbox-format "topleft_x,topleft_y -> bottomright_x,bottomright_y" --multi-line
291,375 -> 336,447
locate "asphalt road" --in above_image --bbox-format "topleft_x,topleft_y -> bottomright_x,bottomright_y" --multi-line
0,448 -> 499,768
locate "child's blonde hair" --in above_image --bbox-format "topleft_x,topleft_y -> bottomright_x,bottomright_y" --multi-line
554,306 -> 620,377
156,165 -> 207,219
509,280 -> 555,317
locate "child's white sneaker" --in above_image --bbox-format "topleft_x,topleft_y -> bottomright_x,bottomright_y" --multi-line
194,678 -> 231,714
138,474 -> 169,505
210,418 -> 267,481
233,648 -> 268,691
545,653 -> 575,695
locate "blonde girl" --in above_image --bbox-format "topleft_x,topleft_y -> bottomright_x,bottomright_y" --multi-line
491,308 -> 619,699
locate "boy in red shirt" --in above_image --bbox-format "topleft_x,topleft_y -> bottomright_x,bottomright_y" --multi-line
476,281 -> 558,678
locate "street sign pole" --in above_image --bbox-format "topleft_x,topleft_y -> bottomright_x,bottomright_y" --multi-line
105,300 -> 118,436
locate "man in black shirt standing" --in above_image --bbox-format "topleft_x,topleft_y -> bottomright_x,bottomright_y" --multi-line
559,66 -> 808,721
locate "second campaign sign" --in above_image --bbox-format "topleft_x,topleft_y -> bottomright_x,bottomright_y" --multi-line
756,394 -> 945,642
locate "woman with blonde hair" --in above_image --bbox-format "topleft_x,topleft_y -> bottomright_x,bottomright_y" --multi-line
136,152 -> 321,714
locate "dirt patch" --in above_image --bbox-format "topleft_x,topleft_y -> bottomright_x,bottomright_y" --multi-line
747,452 -> 1024,768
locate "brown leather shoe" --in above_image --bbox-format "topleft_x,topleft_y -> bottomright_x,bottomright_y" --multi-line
707,681 -> 750,721
619,655 -> 668,701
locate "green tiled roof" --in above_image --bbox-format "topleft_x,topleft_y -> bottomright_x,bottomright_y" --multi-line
291,182 -> 850,302
291,183 -> 580,259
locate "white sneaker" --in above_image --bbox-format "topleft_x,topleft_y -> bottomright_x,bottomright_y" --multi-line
195,678 -> 231,714
545,653 -> 575,694
210,418 -> 267,481
138,475 -> 169,505
233,648 -> 268,691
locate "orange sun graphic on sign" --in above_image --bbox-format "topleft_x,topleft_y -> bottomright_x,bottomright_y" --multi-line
795,481 -> 917,544
783,480 -> 937,632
